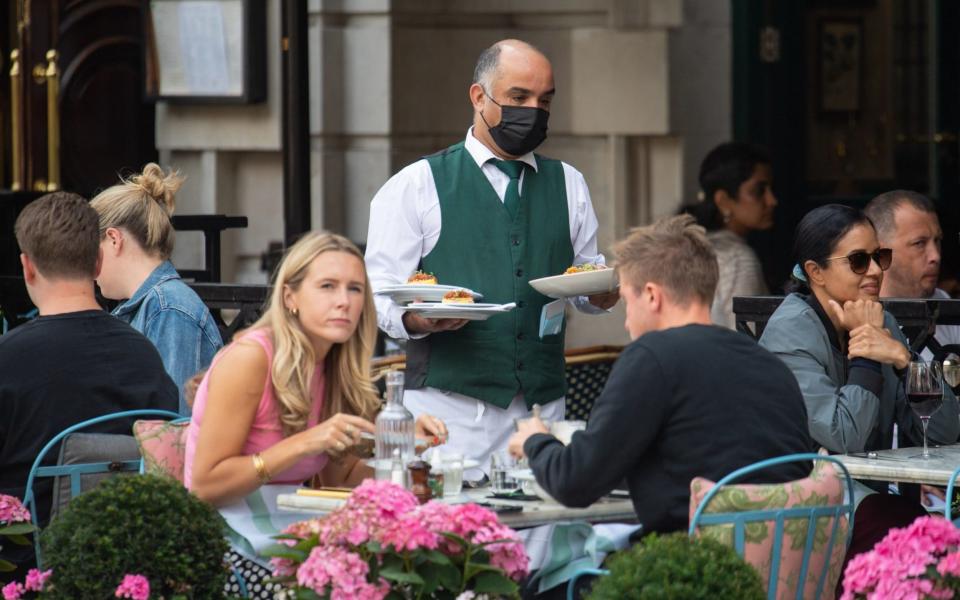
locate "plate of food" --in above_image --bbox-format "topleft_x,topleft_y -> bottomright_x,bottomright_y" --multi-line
402,299 -> 516,321
528,264 -> 617,299
375,271 -> 483,304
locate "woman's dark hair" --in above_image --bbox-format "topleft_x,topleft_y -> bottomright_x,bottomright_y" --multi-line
683,141 -> 771,231
785,203 -> 874,294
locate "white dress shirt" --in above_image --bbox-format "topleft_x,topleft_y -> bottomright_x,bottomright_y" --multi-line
365,129 -> 606,340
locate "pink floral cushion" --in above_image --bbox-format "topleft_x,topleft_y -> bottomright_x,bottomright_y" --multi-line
133,420 -> 188,483
689,460 -> 849,600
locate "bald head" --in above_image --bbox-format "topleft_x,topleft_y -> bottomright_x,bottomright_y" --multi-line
473,40 -> 551,93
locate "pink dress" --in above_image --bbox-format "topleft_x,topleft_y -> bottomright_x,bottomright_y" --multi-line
184,328 -> 327,488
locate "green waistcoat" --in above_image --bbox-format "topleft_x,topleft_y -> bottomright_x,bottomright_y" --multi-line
405,141 -> 573,409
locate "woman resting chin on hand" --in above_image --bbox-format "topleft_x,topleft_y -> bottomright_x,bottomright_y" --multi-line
184,231 -> 446,508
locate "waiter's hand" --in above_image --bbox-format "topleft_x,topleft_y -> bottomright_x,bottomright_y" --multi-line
508,416 -> 550,459
587,290 -> 619,310
403,312 -> 470,334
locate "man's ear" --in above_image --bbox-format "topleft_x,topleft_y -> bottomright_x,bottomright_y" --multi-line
20,253 -> 36,284
469,82 -> 486,113
644,282 -> 662,313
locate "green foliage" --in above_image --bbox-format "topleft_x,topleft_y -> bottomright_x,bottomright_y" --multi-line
39,475 -> 229,599
587,532 -> 765,600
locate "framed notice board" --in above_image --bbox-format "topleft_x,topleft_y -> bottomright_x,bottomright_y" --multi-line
144,0 -> 266,103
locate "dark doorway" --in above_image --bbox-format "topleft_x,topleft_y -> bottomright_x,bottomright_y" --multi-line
3,0 -> 157,198
733,0 -> 960,291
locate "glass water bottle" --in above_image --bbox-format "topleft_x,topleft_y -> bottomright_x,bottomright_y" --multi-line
375,370 -> 415,483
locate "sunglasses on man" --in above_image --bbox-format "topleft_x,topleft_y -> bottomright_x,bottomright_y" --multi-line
824,248 -> 893,275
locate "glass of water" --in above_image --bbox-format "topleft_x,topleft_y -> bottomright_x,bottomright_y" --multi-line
441,453 -> 464,497
490,451 -> 519,494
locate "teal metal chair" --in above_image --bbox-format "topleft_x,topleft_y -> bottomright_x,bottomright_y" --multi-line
689,453 -> 855,600
22,409 -> 181,567
565,453 -> 855,600
946,464 -> 960,522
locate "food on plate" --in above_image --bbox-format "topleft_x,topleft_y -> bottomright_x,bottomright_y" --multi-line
441,289 -> 474,304
407,270 -> 438,285
564,263 -> 608,275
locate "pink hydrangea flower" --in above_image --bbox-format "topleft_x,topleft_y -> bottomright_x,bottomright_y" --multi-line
114,574 -> 150,600
24,568 -> 52,592
843,516 -> 960,599
939,551 -> 960,578
0,495 -> 30,524
1,582 -> 24,600
297,546 -> 388,600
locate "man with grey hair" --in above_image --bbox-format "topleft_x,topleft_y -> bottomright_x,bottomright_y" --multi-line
864,190 -> 960,360
509,214 -> 812,536
365,39 -> 616,476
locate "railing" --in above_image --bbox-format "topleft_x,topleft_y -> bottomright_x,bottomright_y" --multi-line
0,276 -> 269,341
734,295 -> 960,358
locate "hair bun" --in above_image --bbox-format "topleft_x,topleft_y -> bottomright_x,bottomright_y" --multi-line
131,163 -> 184,216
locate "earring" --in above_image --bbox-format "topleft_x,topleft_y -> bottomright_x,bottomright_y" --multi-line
721,211 -> 732,223
290,307 -> 299,317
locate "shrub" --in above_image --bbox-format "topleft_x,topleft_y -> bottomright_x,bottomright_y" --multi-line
587,532 -> 765,600
39,475 -> 228,599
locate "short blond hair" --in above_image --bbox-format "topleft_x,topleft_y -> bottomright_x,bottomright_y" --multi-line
614,214 -> 719,306
90,163 -> 183,260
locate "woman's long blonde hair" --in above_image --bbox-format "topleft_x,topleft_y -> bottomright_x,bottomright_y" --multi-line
251,231 -> 379,435
90,163 -> 183,259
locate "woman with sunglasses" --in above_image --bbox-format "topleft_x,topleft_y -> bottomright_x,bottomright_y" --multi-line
759,204 -> 960,580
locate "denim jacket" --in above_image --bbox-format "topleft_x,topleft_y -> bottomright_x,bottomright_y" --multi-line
112,261 -> 223,415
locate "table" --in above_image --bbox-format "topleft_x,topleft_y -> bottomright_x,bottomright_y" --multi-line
277,487 -> 638,529
834,446 -> 960,486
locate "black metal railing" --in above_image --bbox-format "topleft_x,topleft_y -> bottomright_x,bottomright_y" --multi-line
734,295 -> 960,358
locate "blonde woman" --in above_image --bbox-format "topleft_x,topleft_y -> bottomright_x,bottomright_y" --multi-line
183,231 -> 446,595
91,163 -> 222,414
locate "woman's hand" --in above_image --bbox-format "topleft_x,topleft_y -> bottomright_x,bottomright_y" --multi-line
848,324 -> 911,370
415,414 -> 448,449
828,298 -> 884,332
300,413 -> 376,457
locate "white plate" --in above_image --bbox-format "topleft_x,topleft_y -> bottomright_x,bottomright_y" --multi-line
401,302 -> 516,321
366,458 -> 480,470
528,268 -> 617,299
375,284 -> 483,305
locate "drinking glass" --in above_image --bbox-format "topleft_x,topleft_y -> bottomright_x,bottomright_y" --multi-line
907,360 -> 944,459
490,451 -> 519,494
441,453 -> 464,497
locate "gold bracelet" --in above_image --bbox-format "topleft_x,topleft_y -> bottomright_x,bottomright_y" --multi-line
252,453 -> 271,484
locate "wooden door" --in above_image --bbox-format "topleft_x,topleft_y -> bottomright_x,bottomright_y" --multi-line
6,0 -> 156,197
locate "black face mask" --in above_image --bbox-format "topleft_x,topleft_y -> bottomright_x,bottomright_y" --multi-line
480,93 -> 549,156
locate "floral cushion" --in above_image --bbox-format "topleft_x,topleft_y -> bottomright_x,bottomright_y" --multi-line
132,420 -> 188,483
689,460 -> 849,600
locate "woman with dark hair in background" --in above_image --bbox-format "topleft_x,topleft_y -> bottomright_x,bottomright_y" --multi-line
758,203 -> 960,580
686,142 -> 777,329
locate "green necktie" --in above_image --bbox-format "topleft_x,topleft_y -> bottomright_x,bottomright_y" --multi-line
493,159 -> 526,218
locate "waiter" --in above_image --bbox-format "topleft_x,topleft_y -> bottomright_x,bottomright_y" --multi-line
365,39 -> 617,475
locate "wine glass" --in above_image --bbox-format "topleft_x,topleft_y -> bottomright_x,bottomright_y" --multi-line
906,360 -> 944,459
943,354 -> 960,388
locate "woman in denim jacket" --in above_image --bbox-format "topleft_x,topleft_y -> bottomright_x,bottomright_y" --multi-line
92,163 -> 223,415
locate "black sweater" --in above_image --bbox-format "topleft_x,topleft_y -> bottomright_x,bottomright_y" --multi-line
525,324 -> 814,536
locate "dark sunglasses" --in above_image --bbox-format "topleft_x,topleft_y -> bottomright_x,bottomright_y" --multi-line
824,248 -> 893,275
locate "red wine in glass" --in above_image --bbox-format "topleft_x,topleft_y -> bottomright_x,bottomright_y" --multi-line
908,391 -> 944,418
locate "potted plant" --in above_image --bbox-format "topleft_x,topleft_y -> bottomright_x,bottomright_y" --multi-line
264,479 -> 529,599
841,515 -> 960,599
33,474 -> 229,599
0,494 -> 35,575
586,532 -> 765,600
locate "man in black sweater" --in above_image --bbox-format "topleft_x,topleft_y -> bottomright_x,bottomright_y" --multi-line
508,214 -> 814,536
0,192 -> 178,581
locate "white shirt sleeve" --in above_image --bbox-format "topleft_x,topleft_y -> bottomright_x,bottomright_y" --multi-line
562,162 -> 609,314
364,160 -> 440,340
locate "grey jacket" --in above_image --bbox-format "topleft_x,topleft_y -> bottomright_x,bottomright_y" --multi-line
759,294 -> 960,454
